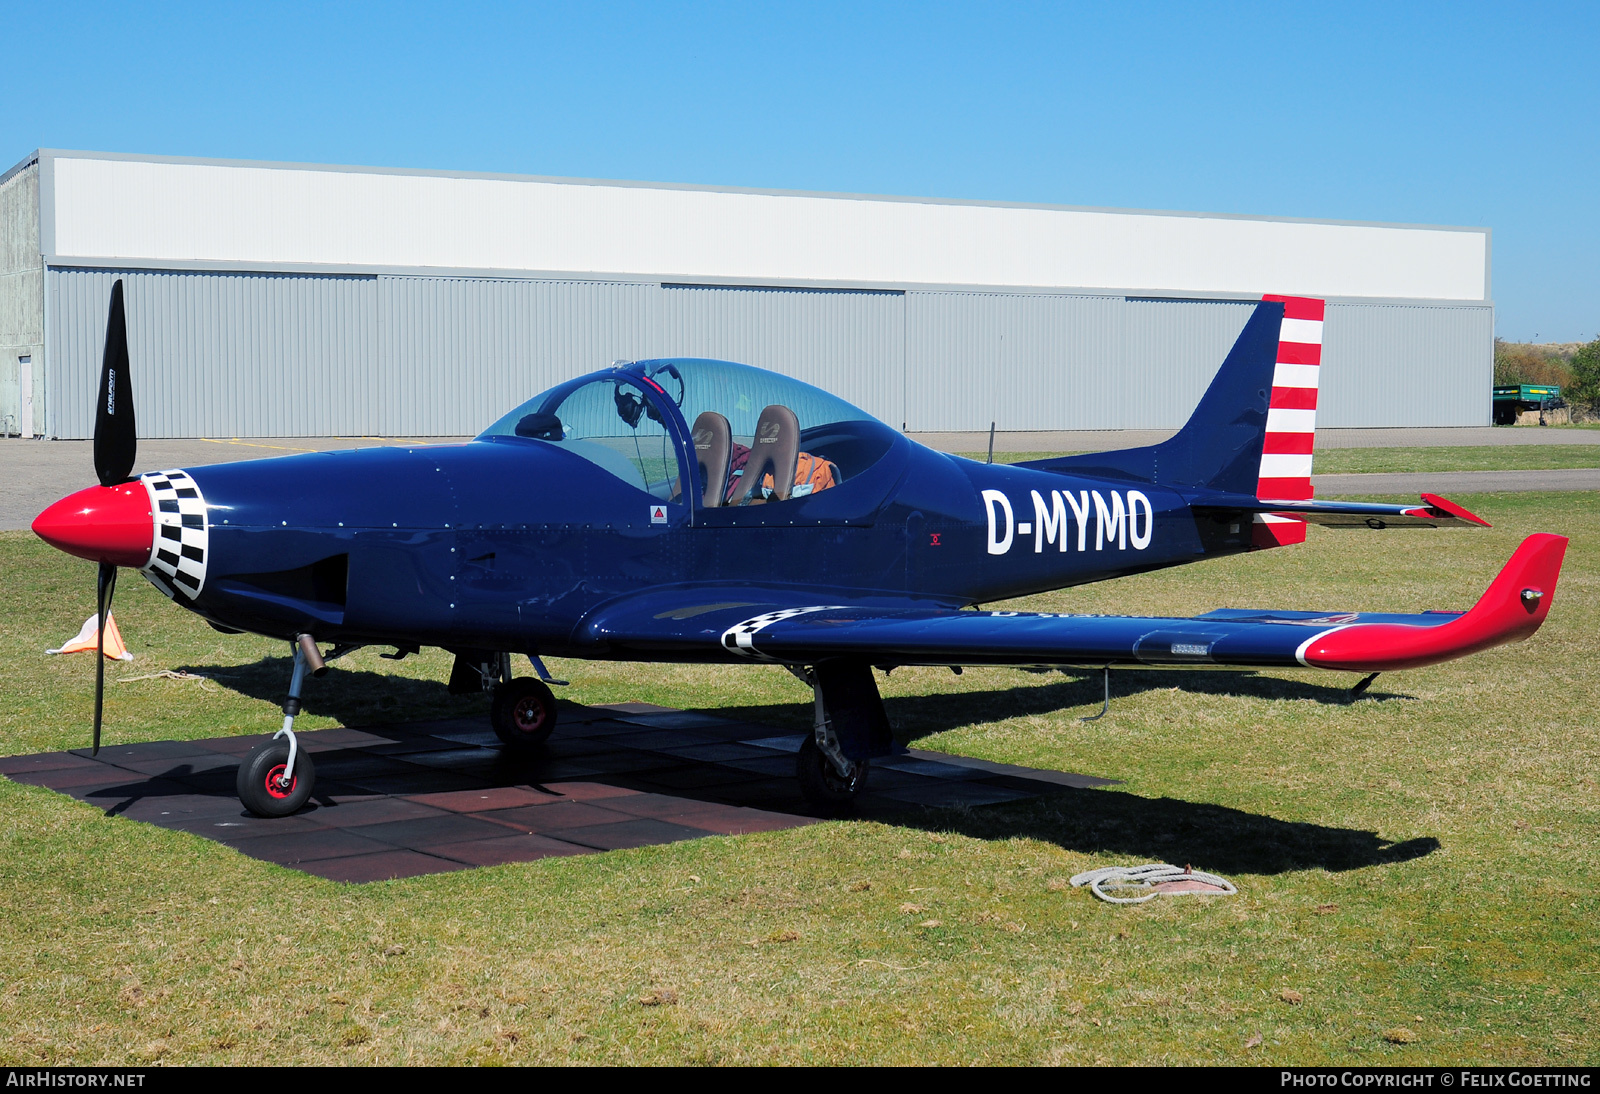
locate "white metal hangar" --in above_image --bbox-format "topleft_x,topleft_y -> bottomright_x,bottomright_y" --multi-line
0,149 -> 1491,440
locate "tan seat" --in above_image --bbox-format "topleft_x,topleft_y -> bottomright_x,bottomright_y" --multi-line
692,411 -> 733,507
727,404 -> 800,505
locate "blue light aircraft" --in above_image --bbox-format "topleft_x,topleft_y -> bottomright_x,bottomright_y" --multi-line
34,284 -> 1568,815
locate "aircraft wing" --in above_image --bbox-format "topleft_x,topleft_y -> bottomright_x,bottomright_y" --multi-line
574,534 -> 1565,674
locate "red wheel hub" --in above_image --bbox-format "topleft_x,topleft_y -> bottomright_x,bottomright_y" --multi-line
513,697 -> 546,734
264,763 -> 297,799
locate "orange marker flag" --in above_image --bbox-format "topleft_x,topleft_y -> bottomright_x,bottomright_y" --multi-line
47,613 -> 134,661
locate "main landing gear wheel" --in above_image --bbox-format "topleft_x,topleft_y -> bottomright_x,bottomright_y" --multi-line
491,677 -> 558,752
797,733 -> 868,811
236,740 -> 316,817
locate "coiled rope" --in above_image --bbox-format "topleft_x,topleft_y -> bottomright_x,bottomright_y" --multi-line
1069,863 -> 1237,904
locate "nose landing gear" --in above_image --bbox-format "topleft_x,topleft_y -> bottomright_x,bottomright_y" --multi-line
237,737 -> 316,817
237,634 -> 324,817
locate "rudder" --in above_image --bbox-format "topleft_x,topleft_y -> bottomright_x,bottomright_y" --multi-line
1251,294 -> 1325,547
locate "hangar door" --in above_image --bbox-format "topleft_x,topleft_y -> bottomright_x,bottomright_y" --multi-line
904,293 -> 1257,432
658,285 -> 906,429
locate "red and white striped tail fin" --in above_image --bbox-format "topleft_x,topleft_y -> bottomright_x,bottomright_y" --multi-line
1252,295 -> 1324,548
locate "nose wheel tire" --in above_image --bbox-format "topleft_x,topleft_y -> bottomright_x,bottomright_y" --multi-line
237,740 -> 316,817
796,734 -> 868,811
491,677 -> 559,752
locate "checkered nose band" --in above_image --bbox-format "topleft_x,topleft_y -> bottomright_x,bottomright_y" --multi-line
139,469 -> 210,601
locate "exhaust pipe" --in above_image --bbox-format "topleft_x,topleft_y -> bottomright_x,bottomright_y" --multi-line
296,633 -> 328,677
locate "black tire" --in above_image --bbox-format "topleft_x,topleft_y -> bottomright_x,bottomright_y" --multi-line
491,677 -> 558,751
796,733 -> 868,810
236,740 -> 316,818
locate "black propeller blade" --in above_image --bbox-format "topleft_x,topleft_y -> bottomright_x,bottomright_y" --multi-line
89,280 -> 134,753
93,562 -> 117,756
93,279 -> 136,488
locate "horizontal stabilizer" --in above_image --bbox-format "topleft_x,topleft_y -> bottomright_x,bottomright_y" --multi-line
1189,491 -> 1490,528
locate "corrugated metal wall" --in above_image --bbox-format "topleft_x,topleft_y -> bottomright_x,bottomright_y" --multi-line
45,267 -> 1494,438
905,293 -> 1258,431
376,276 -> 656,435
908,293 -> 1110,431
1121,298 -> 1262,429
660,285 -> 905,427
50,268 -> 378,439
1321,302 -> 1493,428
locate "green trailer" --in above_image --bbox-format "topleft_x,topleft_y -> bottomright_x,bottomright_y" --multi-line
1494,383 -> 1563,425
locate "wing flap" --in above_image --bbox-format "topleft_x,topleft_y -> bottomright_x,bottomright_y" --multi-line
729,605 -> 1399,668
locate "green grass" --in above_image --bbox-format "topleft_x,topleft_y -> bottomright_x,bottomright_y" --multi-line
1314,446 -> 1600,474
956,446 -> 1600,474
1,496 -> 1596,1065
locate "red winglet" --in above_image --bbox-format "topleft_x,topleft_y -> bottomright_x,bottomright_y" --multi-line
1420,493 -> 1490,527
1301,533 -> 1567,672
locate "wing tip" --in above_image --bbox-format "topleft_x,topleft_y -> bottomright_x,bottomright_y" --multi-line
1301,532 -> 1567,671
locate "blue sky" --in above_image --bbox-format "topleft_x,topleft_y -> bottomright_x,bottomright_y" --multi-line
4,1 -> 1595,341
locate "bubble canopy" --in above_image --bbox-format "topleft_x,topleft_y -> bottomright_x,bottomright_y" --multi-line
633,358 -> 881,440
478,359 -> 894,502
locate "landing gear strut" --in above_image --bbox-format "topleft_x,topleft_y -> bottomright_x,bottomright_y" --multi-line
797,729 -> 868,809
453,650 -> 561,753
790,664 -> 875,811
237,634 -> 323,817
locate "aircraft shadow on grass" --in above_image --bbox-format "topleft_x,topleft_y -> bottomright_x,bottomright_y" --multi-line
709,676 -> 1437,876
180,656 -> 492,727
721,668 -> 1412,741
119,655 -> 1437,876
892,789 -> 1440,876
186,657 -> 1409,738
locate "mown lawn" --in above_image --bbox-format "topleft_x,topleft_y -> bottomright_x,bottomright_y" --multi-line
957,445 -> 1600,473
0,493 -> 1595,1065
1314,445 -> 1600,474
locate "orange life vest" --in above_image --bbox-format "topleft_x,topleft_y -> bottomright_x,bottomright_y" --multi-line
764,451 -> 839,497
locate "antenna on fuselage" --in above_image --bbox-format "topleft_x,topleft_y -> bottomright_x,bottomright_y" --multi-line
987,332 -> 1003,464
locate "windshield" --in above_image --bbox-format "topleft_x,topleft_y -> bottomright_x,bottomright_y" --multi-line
479,373 -> 683,498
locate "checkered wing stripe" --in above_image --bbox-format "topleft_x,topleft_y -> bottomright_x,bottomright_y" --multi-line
720,606 -> 848,659
140,469 -> 209,600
